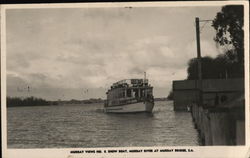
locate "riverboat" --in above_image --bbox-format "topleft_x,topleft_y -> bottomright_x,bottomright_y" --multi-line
104,77 -> 154,113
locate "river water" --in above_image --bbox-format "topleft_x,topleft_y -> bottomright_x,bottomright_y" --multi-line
7,101 -> 200,148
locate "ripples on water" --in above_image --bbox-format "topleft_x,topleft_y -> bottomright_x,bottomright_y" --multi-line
7,101 -> 199,148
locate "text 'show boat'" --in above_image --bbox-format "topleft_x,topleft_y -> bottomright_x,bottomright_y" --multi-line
104,77 -> 154,113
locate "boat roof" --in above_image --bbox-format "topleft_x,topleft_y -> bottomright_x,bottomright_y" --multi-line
112,79 -> 148,87
105,79 -> 152,92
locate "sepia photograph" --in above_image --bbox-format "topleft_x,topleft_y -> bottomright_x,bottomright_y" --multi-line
1,1 -> 249,158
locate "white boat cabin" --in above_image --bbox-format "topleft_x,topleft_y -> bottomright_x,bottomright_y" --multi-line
105,79 -> 153,106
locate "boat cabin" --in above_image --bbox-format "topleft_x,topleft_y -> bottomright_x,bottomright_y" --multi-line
105,79 -> 153,107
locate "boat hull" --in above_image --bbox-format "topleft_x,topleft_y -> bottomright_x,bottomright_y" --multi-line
104,101 -> 154,113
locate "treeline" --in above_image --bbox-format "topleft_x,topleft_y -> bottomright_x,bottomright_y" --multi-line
7,96 -> 105,107
7,96 -> 53,107
187,53 -> 244,80
59,98 -> 104,104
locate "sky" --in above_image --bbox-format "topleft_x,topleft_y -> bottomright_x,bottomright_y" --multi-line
6,5 -> 225,100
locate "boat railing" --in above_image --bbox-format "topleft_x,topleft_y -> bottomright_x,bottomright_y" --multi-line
112,79 -> 149,88
106,93 -> 154,107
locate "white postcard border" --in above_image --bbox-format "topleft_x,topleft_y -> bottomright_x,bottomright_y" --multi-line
1,1 -> 249,158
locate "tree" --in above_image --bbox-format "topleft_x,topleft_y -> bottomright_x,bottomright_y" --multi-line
212,5 -> 244,73
187,54 -> 242,80
167,90 -> 173,100
7,96 -> 49,107
187,56 -> 217,80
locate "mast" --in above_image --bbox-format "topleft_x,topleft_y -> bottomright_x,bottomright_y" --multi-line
144,72 -> 147,98
144,72 -> 146,85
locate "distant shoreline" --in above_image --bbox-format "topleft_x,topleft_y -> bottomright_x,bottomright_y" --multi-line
7,98 -> 171,108
7,96 -> 105,108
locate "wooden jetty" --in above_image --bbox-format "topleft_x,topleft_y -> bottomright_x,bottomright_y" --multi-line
172,78 -> 245,145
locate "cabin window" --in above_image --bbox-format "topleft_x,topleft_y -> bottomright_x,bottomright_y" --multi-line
145,88 -> 152,97
141,89 -> 144,97
123,90 -> 126,98
127,89 -> 131,97
132,89 -> 135,97
134,89 -> 138,98
117,88 -> 124,98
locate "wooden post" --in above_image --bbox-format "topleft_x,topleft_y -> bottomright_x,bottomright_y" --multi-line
195,17 -> 202,81
195,17 -> 203,106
